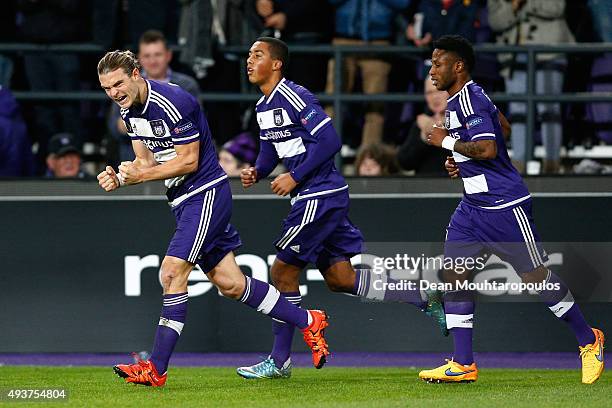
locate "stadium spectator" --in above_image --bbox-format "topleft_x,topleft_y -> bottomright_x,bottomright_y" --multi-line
45,133 -> 90,179
406,0 -> 479,47
107,30 -> 201,163
218,132 -> 257,177
397,77 -> 449,175
0,86 -> 35,177
488,0 -> 575,174
589,0 -> 612,42
355,143 -> 400,176
16,0 -> 88,160
255,0 -> 333,92
325,0 -> 411,147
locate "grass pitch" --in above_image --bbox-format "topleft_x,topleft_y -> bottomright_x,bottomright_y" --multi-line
0,366 -> 609,407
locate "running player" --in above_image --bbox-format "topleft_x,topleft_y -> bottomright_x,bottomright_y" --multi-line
421,35 -> 604,384
237,37 -> 446,379
96,50 -> 330,386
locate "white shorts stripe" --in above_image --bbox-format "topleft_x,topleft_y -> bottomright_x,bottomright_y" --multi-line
446,313 -> 474,329
277,200 -> 313,248
517,206 -> 544,265
280,199 -> 318,249
188,189 -> 215,263
512,208 -> 539,268
257,285 -> 282,315
158,318 -> 185,335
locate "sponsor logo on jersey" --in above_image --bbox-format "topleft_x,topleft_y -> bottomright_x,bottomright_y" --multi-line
301,108 -> 317,125
173,121 -> 194,134
466,117 -> 483,129
273,108 -> 284,126
263,129 -> 292,140
141,139 -> 173,150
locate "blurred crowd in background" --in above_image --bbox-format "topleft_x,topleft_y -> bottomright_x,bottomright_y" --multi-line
1,0 -> 612,179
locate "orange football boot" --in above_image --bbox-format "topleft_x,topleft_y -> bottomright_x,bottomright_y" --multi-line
113,353 -> 167,387
301,310 -> 330,369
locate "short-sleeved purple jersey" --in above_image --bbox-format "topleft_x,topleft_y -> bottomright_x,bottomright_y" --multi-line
445,80 -> 530,210
121,79 -> 227,206
255,78 -> 347,199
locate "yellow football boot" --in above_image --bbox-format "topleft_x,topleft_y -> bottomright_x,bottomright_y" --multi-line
580,328 -> 605,384
419,359 -> 478,383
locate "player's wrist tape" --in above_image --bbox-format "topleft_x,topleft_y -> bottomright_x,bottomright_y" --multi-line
442,136 -> 457,151
117,172 -> 126,187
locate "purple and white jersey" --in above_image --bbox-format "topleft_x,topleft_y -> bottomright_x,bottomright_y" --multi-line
445,80 -> 530,210
255,78 -> 347,199
121,79 -> 227,206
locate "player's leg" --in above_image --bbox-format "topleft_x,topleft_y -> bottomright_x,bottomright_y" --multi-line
419,203 -> 480,383
113,254 -> 193,386
505,202 -> 603,383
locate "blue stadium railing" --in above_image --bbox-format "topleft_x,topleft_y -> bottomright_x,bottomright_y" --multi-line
2,42 -> 612,161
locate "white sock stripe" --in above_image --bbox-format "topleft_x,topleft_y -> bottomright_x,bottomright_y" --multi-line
280,84 -> 306,109
164,293 -> 189,301
164,295 -> 189,305
280,200 -> 317,249
277,86 -> 304,112
446,313 -> 474,329
158,318 -> 184,335
150,97 -> 179,123
513,208 -> 538,268
549,290 -> 575,317
517,206 -> 544,265
163,298 -> 188,306
365,271 -> 386,301
151,91 -> 182,120
359,270 -> 368,296
257,285 -> 282,315
188,190 -> 212,262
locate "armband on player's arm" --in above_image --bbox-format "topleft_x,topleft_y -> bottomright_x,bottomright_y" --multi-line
452,139 -> 497,160
290,123 -> 341,183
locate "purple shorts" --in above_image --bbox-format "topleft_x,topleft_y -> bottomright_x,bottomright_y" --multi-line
166,181 -> 241,273
274,191 -> 363,270
444,200 -> 548,274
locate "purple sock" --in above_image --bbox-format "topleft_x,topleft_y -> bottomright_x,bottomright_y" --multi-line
150,292 -> 188,374
538,271 -> 595,346
353,269 -> 427,309
444,290 -> 475,365
239,276 -> 309,329
270,291 -> 301,368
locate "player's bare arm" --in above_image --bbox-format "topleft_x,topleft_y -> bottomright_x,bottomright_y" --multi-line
427,124 -> 497,160
120,141 -> 199,185
498,111 -> 511,139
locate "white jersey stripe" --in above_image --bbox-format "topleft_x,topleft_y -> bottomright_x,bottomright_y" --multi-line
277,86 -> 303,112
458,90 -> 468,117
151,90 -> 182,120
172,133 -> 200,142
150,97 -> 179,124
462,87 -> 474,115
310,117 -> 332,136
280,84 -> 306,109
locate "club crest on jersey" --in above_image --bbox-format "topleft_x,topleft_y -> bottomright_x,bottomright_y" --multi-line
273,108 -> 284,126
444,110 -> 451,129
150,119 -> 165,137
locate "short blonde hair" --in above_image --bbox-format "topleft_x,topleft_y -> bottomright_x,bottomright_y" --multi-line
97,50 -> 141,76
